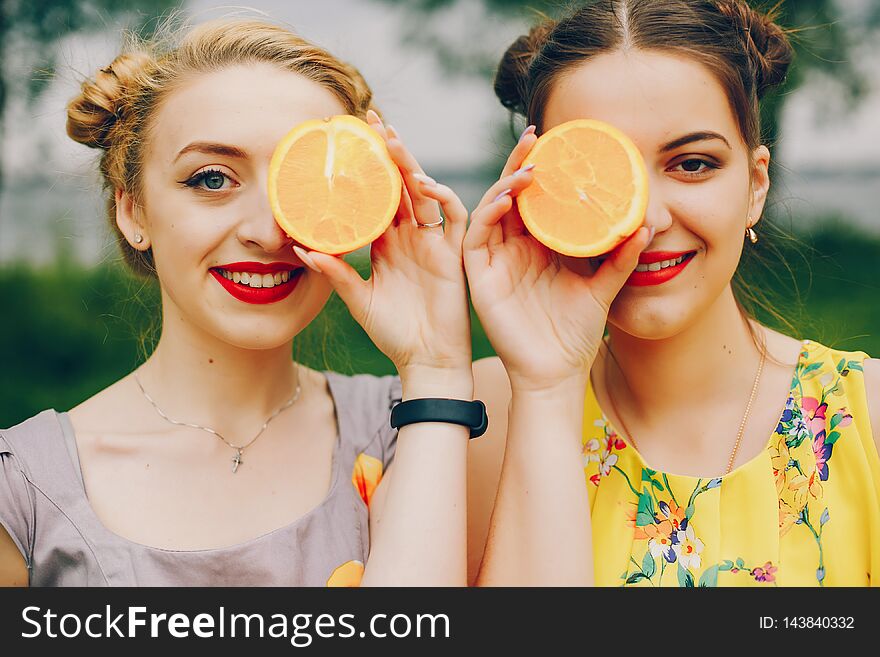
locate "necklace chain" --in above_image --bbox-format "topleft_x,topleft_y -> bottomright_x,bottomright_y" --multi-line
602,343 -> 766,476
133,362 -> 301,473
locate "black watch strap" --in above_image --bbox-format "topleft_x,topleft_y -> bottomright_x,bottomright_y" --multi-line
390,398 -> 488,439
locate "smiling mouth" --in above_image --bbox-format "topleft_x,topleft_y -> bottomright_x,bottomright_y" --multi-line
593,251 -> 697,270
212,267 -> 302,288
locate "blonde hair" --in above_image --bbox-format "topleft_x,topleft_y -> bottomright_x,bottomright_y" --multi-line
66,18 -> 376,277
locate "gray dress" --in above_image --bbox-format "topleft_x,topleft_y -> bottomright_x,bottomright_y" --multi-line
0,371 -> 402,586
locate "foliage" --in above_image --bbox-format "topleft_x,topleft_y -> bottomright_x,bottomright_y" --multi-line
0,0 -> 176,186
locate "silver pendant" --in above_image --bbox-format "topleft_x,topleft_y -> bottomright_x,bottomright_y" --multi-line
232,450 -> 243,473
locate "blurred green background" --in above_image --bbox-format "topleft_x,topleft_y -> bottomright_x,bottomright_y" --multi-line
1,0 -> 879,428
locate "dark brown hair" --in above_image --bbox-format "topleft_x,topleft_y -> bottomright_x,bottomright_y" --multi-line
496,0 -> 792,149
496,0 -> 801,349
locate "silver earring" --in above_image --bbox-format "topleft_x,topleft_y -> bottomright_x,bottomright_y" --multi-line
134,233 -> 144,244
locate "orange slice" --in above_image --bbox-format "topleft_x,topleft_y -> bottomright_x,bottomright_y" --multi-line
268,115 -> 402,255
517,119 -> 649,257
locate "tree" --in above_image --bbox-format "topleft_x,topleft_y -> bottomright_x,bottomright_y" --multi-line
0,0 -> 175,190
377,0 -> 877,151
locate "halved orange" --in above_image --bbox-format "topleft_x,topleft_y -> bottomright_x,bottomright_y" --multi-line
517,119 -> 649,257
268,115 -> 402,255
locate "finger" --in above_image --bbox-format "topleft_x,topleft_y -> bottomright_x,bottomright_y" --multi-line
589,226 -> 653,309
413,180 -> 468,246
365,109 -> 390,141
301,249 -> 371,324
394,179 -> 416,228
384,131 -> 442,227
477,163 -> 536,209
500,125 -> 537,178
464,188 -> 514,261
367,110 -> 408,229
500,200 -> 528,241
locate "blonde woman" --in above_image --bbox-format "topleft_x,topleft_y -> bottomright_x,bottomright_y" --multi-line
0,19 -> 475,586
465,0 -> 880,586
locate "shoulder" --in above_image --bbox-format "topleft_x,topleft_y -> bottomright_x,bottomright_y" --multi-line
862,358 -> 880,460
0,411 -> 62,577
798,339 -> 879,463
1,409 -> 65,462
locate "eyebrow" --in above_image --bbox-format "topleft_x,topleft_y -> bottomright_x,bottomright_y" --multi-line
173,142 -> 249,163
660,131 -> 732,153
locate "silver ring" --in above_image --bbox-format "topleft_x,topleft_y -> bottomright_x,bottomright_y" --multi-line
416,218 -> 444,229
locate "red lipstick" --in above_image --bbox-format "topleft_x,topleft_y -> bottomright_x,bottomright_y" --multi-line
626,250 -> 696,287
210,261 -> 305,304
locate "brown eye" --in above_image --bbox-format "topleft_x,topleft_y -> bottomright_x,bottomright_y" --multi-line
670,158 -> 718,177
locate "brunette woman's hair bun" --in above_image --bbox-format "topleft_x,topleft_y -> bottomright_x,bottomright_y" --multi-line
494,18 -> 557,116
66,51 -> 155,150
716,0 -> 793,98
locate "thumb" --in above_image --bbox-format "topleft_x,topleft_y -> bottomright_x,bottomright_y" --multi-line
589,226 -> 653,309
295,246 -> 370,321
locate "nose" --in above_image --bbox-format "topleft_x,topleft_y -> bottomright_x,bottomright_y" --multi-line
642,175 -> 673,236
236,185 -> 294,254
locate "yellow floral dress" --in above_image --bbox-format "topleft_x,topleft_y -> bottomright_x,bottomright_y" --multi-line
582,340 -> 880,587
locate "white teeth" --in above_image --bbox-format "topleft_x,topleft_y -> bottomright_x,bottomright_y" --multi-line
634,254 -> 690,273
216,269 -> 299,286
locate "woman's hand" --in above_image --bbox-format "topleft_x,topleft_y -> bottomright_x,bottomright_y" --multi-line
300,111 -> 472,386
463,127 -> 652,392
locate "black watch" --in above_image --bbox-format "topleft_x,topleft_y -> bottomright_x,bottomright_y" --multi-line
390,398 -> 488,439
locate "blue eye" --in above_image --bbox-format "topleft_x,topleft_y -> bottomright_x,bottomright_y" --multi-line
181,168 -> 235,191
203,171 -> 226,189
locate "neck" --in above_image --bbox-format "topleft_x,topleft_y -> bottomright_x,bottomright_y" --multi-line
604,286 -> 761,417
137,302 -> 302,433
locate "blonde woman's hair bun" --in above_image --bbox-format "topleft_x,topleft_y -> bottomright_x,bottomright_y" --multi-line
66,51 -> 155,150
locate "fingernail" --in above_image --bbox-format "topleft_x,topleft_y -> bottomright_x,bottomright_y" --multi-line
366,109 -> 382,125
519,125 -> 536,141
648,226 -> 656,243
412,173 -> 437,187
514,163 -> 536,176
493,188 -> 512,203
387,124 -> 399,139
293,245 -> 322,273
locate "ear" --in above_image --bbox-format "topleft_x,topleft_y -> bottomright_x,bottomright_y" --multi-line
748,145 -> 771,229
115,188 -> 151,250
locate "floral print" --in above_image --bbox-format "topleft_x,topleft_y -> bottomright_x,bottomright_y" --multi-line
352,453 -> 383,508
583,422 -> 627,486
583,340 -> 872,587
